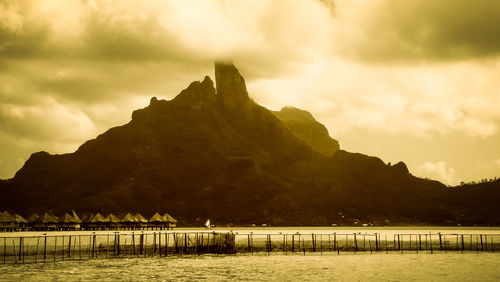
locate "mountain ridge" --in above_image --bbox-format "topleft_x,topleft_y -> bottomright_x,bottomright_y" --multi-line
1,62 -> 499,226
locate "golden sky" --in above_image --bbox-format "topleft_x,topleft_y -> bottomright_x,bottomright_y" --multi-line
1,0 -> 499,184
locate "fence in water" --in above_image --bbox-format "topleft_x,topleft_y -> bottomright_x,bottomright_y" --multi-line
1,231 -> 499,264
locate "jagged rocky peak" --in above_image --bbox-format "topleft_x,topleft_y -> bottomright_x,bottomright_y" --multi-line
175,75 -> 216,104
214,61 -> 250,104
131,76 -> 216,122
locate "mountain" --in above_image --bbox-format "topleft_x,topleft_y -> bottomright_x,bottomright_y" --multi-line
1,62 -> 499,226
273,106 -> 339,156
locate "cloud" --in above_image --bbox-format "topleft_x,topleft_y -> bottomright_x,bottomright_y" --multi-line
249,58 -> 500,138
0,0 -> 499,185
333,0 -> 500,62
417,161 -> 456,185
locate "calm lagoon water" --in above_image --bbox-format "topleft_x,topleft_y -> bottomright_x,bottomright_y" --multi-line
1,227 -> 500,281
1,252 -> 500,281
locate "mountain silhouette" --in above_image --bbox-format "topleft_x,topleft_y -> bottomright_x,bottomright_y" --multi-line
1,62 -> 499,226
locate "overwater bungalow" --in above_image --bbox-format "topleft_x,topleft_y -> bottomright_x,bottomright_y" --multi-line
163,212 -> 178,229
27,213 -> 39,229
88,212 -> 106,230
121,213 -> 137,230
71,210 -> 81,223
35,213 -> 59,230
0,211 -> 15,231
148,212 -> 165,229
134,213 -> 148,229
13,214 -> 28,230
58,213 -> 80,230
0,211 -> 28,231
105,213 -> 121,230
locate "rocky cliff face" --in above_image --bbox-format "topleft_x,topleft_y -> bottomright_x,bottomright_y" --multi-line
273,106 -> 340,156
1,62 -> 498,226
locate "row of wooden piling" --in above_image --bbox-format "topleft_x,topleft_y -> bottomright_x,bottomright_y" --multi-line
1,232 -> 499,264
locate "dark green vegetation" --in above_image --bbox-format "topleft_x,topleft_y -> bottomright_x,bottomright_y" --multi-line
1,62 -> 499,226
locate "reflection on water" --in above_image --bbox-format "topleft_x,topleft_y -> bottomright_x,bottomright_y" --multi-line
1,253 -> 500,281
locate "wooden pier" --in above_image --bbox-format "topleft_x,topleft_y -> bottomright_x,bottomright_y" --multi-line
1,231 -> 499,264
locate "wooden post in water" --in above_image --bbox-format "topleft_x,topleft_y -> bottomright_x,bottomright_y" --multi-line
3,237 -> 7,264
320,235 -> 323,254
375,233 -> 378,251
159,232 -> 162,257
117,234 -> 120,256
165,233 -> 169,257
62,236 -> 65,261
312,234 -> 316,252
144,233 -> 148,257
385,235 -> 388,254
285,234 -> 288,255
334,233 -> 337,252
247,234 -> 251,253
78,235 -> 81,260
438,233 -> 442,251
106,235 -> 109,258
153,232 -> 157,255
35,237 -> 39,263
429,233 -> 433,253
92,233 -> 96,258
88,235 -> 91,259
44,234 -> 47,262
132,233 -> 136,256
302,237 -> 306,255
54,236 -> 57,262
353,233 -> 358,253
480,235 -> 484,251
409,234 -> 412,250
461,235 -> 464,253
139,233 -> 144,255
68,236 -> 72,259
12,241 -> 17,264
485,235 -> 488,251
19,237 -> 23,263
251,233 -> 253,255
266,234 -> 270,255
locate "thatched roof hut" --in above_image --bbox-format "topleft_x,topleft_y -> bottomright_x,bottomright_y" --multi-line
71,210 -> 82,223
80,213 -> 93,223
90,213 -> 106,223
149,212 -> 164,223
13,214 -> 27,224
162,212 -> 178,223
37,213 -> 58,224
121,213 -> 136,223
28,213 -> 40,223
105,213 -> 121,223
0,211 -> 13,223
134,213 -> 148,223
59,213 -> 77,224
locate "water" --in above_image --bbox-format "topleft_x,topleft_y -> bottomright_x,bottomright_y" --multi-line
1,253 -> 500,281
2,227 -> 500,281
